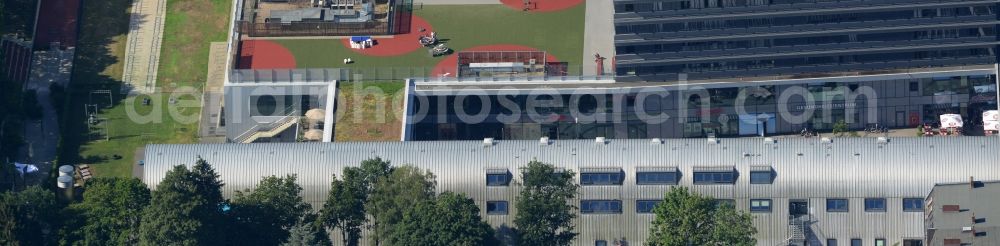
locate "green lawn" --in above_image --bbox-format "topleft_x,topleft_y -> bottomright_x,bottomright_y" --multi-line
335,81 -> 406,141
156,0 -> 232,89
275,4 -> 586,77
61,0 -> 225,178
64,91 -> 199,178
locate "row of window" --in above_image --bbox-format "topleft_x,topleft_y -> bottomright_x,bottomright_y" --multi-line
616,48 -> 994,76
615,6 -> 996,34
484,198 -> 925,215
616,27 -> 995,55
487,170 -> 773,186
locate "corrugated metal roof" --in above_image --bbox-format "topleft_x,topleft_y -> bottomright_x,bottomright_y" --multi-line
143,136 -> 1000,246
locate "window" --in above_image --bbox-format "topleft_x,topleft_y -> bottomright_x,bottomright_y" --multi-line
580,172 -> 623,185
865,198 -> 887,212
851,239 -> 862,246
827,199 -> 849,212
827,239 -> 837,246
903,198 -> 924,212
715,199 -> 735,208
636,171 -> 677,185
750,199 -> 772,212
637,200 -> 660,213
595,240 -> 608,246
749,171 -> 773,184
902,239 -> 924,246
875,239 -> 886,246
486,173 -> 510,186
486,201 -> 508,215
909,81 -> 919,92
581,200 -> 623,214
693,171 -> 735,184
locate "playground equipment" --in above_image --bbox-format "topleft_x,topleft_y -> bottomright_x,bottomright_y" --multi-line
429,43 -> 451,57
419,32 -> 438,46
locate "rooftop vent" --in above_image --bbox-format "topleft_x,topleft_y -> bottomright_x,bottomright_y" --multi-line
877,137 -> 889,144
539,137 -> 551,145
650,138 -> 663,144
482,138 -> 495,147
595,137 -> 607,144
820,137 -> 832,144
707,137 -> 719,145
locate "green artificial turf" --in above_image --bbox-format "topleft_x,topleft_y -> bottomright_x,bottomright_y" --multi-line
274,4 -> 586,77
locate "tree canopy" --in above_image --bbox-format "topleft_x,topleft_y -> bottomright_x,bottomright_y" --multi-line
514,160 -> 579,246
0,186 -> 59,245
230,175 -> 311,246
319,173 -> 364,246
138,160 -> 225,246
72,177 -> 150,245
370,165 -> 436,245
646,187 -> 757,246
389,191 -> 496,246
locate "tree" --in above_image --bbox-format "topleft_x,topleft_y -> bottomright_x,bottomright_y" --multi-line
188,157 -> 227,245
370,165 -> 436,245
389,191 -> 496,246
319,173 -> 365,246
514,160 -> 578,246
0,186 -> 59,245
281,214 -> 331,246
832,119 -> 849,137
72,177 -> 150,245
229,175 -> 311,246
139,165 -> 221,246
345,157 -> 392,245
647,187 -> 756,246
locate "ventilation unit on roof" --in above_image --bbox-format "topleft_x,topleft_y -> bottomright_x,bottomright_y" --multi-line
877,137 -> 889,144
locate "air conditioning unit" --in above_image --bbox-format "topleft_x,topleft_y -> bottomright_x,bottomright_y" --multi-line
877,137 -> 889,144
763,137 -> 776,144
707,137 -> 719,145
821,137 -> 833,144
483,138 -> 495,146
650,138 -> 663,144
595,137 -> 607,144
539,137 -> 551,145
529,59 -> 537,65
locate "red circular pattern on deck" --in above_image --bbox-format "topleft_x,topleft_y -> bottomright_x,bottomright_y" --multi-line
238,40 -> 297,69
340,15 -> 434,57
431,44 -> 559,77
500,0 -> 584,12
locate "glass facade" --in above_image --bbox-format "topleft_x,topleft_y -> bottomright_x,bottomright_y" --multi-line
408,75 -> 997,141
613,0 -> 999,82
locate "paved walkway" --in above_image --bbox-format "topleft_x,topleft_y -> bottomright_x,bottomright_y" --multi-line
122,0 -> 167,93
581,0 -> 615,76
18,47 -> 74,184
198,42 -> 229,142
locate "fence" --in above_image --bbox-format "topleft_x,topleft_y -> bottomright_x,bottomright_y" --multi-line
229,64 -> 599,83
1,35 -> 33,83
237,0 -> 412,37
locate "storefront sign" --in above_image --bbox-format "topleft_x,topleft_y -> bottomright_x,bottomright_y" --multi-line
940,114 -> 963,128
985,110 -> 1000,123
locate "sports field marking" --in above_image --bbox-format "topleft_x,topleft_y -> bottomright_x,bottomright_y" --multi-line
238,40 -> 297,69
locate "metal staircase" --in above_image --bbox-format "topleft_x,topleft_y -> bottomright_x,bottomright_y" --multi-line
232,112 -> 300,143
780,215 -> 810,246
